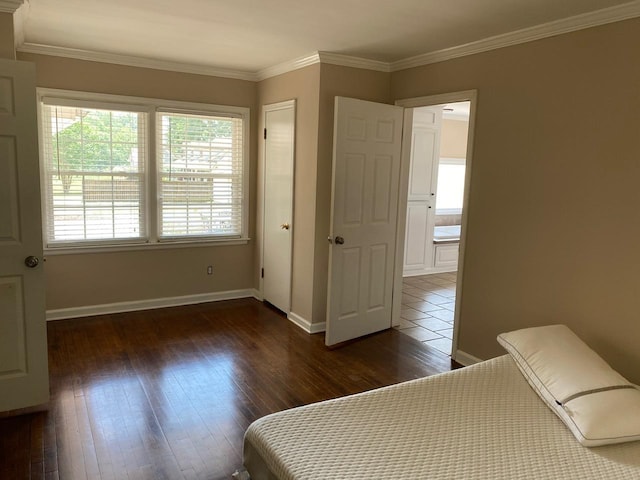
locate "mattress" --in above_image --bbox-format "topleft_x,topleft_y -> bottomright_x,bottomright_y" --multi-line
243,355 -> 640,479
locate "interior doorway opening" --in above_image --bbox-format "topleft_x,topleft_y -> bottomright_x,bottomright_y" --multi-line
393,96 -> 475,358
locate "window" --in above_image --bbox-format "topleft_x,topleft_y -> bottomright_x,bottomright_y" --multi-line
435,157 -> 466,215
157,112 -> 244,238
39,90 -> 249,250
41,103 -> 147,245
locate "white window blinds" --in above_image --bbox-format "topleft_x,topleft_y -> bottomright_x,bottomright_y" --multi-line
157,111 -> 244,238
41,103 -> 147,245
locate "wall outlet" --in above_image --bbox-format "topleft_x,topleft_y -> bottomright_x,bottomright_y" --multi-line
207,265 -> 213,275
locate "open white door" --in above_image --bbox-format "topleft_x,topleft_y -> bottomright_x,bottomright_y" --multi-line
0,59 -> 49,411
326,97 -> 404,346
262,100 -> 295,313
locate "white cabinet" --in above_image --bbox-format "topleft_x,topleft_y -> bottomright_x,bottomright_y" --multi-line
403,106 -> 444,276
433,243 -> 459,268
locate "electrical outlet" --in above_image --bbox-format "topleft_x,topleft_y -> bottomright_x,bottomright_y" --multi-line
207,265 -> 213,275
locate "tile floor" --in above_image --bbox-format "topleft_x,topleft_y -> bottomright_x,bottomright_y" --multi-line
395,272 -> 457,355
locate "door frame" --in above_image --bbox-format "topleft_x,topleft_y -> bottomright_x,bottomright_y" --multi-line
393,90 -> 478,362
257,99 -> 296,308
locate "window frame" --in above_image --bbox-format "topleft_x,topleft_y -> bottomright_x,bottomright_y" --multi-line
37,88 -> 250,255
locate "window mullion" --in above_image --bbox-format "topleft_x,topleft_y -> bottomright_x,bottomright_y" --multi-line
147,109 -> 157,243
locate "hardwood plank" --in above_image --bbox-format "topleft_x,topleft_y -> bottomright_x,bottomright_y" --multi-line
0,298 -> 454,479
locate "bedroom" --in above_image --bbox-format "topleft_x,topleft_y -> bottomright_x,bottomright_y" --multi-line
1,0 -> 640,478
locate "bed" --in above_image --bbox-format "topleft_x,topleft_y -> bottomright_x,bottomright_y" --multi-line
240,327 -> 640,479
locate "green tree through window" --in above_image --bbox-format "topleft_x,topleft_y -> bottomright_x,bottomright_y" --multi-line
51,108 -> 140,193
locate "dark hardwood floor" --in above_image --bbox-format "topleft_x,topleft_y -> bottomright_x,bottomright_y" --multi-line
0,298 -> 455,480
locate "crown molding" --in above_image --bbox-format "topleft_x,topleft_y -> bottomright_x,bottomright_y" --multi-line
391,0 -> 640,71
255,51 -> 390,81
17,42 -> 259,81
256,52 -> 320,81
0,0 -> 23,14
317,52 -> 391,72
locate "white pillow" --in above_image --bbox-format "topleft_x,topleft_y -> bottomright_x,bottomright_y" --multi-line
497,324 -> 640,447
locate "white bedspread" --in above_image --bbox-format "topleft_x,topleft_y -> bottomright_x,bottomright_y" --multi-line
243,355 -> 640,479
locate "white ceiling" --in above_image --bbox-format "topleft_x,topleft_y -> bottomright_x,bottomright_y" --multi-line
14,0 -> 640,77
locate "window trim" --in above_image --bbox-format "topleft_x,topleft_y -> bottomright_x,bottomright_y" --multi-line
37,88 -> 250,254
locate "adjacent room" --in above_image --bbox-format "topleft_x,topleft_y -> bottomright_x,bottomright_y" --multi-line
1,0 -> 640,478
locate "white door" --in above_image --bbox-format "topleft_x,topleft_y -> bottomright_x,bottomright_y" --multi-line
262,101 -> 295,313
326,97 -> 404,346
0,59 -> 49,412
403,106 -> 442,275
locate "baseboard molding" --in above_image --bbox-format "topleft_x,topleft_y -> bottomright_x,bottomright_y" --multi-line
251,288 -> 262,301
287,311 -> 326,334
46,289 -> 257,321
403,265 -> 457,277
453,350 -> 483,366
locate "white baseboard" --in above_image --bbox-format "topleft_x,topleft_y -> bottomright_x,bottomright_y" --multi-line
453,349 -> 483,366
251,288 -> 262,301
403,265 -> 457,277
46,288 -> 257,321
287,311 -> 326,334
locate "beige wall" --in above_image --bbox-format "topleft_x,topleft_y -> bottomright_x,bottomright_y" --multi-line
12,16 -> 640,381
257,65 -> 321,322
0,13 -> 15,60
313,64 -> 391,323
440,119 -> 468,159
17,53 -> 258,310
256,63 -> 391,325
392,18 -> 640,382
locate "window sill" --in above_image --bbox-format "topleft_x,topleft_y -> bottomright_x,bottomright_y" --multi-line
44,238 -> 251,256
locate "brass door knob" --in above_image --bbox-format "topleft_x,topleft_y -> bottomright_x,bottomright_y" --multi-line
281,223 -> 290,230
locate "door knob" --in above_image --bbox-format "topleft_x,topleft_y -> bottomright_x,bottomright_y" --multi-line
280,223 -> 290,230
24,256 -> 40,268
334,236 -> 345,245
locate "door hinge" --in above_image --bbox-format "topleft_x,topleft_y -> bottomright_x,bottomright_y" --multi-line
261,268 -> 264,278
263,128 -> 267,140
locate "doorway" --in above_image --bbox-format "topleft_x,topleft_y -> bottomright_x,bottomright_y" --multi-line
393,93 -> 476,358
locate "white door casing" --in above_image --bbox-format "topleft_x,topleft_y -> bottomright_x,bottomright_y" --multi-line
326,97 -> 404,346
403,106 -> 442,275
262,100 -> 295,313
0,59 -> 49,412
395,90 -> 478,359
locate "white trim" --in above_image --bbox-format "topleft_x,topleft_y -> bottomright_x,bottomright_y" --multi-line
403,265 -> 457,277
46,289 -> 256,321
0,0 -> 23,14
38,87 -> 251,116
287,312 -> 326,334
256,52 -> 320,81
392,108 -> 414,327
396,90 -> 478,109
43,238 -> 250,256
18,43 -> 258,81
395,89 -> 478,362
37,87 -> 251,250
391,2 -> 640,71
317,51 -> 391,72
453,350 -> 483,367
